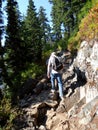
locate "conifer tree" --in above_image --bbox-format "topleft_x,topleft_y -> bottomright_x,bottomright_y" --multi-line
49,0 -> 87,41
49,0 -> 64,41
38,6 -> 51,46
5,0 -> 24,91
24,0 -> 42,62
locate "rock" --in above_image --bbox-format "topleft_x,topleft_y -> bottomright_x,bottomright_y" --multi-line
33,77 -> 48,94
39,125 -> 46,130
18,78 -> 37,98
48,91 -> 59,100
12,40 -> 98,130
79,115 -> 92,125
45,100 -> 58,108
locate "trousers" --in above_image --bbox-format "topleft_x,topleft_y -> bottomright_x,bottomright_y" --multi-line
50,73 -> 64,98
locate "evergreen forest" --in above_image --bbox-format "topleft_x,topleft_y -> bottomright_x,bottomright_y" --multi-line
0,0 -> 98,129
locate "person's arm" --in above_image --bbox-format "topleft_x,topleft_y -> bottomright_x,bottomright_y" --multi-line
47,58 -> 51,78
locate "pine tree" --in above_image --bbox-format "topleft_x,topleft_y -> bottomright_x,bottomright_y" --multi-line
24,0 -> 42,62
49,0 -> 88,41
38,6 -> 51,46
5,0 -> 24,91
49,0 -> 64,41
62,0 -> 87,38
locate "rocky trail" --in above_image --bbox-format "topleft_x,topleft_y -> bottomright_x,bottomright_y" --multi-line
13,40 -> 98,130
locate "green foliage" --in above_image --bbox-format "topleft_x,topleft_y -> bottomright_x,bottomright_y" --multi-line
91,0 -> 98,6
1,0 -> 98,128
42,39 -> 67,63
0,97 -> 20,130
0,98 -> 11,116
5,0 -> 24,89
3,0 -> 43,102
78,0 -> 92,21
68,36 -> 79,52
77,3 -> 98,41
42,49 -> 52,59
38,6 -> 51,45
68,2 -> 98,52
3,85 -> 12,99
42,42 -> 52,52
49,0 -> 88,47
0,98 -> 12,129
21,63 -> 45,79
24,0 -> 42,62
57,39 -> 67,51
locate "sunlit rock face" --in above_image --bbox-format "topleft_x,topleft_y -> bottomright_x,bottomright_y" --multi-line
72,39 -> 98,103
90,41 -> 98,72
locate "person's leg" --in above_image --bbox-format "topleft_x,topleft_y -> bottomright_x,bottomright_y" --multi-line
55,78 -> 58,90
50,73 -> 55,91
56,73 -> 64,98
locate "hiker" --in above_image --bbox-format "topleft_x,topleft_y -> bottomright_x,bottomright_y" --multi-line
46,57 -> 58,88
47,52 -> 64,101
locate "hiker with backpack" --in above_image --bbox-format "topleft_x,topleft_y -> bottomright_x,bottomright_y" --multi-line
47,52 -> 64,101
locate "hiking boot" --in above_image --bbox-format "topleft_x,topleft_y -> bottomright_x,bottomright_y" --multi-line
60,97 -> 65,106
61,97 -> 65,101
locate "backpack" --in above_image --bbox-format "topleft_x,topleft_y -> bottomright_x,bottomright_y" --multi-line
54,57 -> 63,71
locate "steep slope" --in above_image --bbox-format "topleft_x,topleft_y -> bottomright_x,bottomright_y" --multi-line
13,40 -> 98,130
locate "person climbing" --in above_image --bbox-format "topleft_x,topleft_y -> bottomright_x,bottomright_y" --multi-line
47,52 -> 64,101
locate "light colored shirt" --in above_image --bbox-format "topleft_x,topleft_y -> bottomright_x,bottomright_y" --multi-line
47,53 -> 59,77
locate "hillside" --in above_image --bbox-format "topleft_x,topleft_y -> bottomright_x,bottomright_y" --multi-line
11,38 -> 98,130
1,1 -> 98,130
